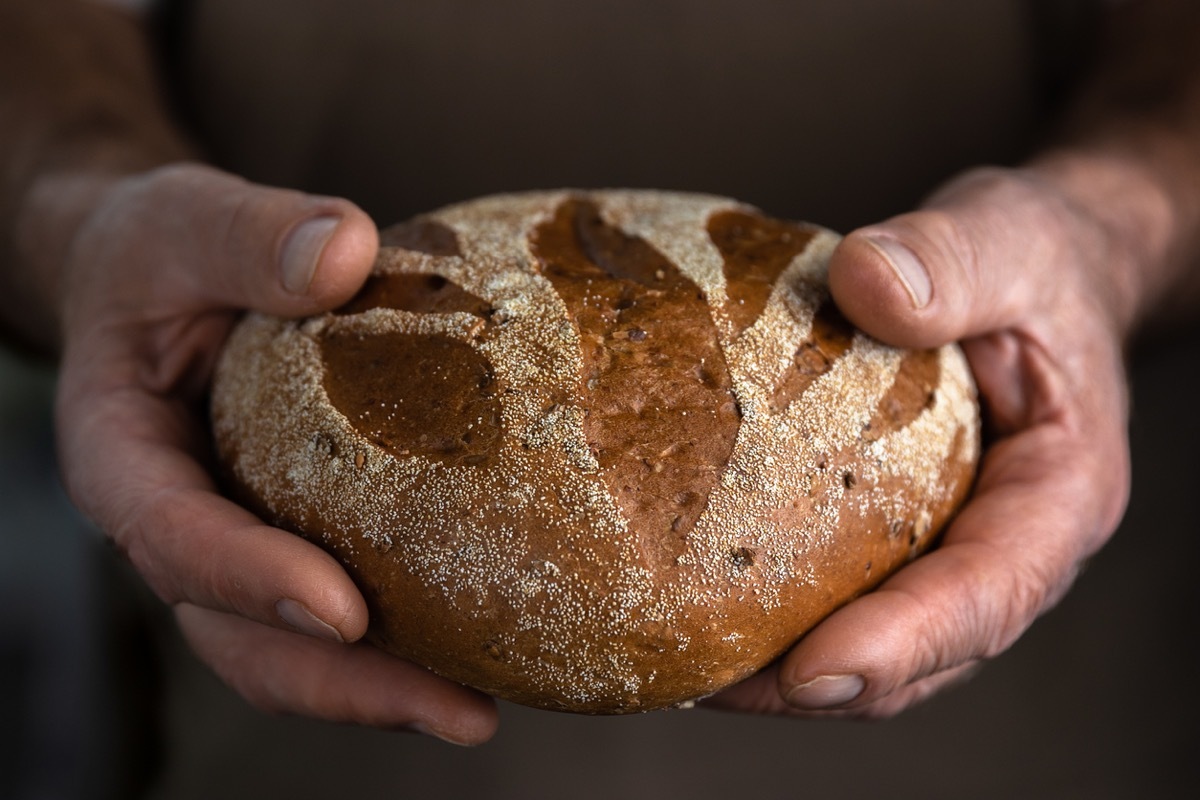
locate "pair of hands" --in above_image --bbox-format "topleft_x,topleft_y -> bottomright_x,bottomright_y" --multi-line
51,162 -> 1132,745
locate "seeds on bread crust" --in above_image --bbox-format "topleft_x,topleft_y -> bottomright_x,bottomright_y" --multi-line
211,190 -> 979,713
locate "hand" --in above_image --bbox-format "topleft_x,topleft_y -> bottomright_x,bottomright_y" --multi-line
52,163 -> 498,743
708,166 -> 1133,718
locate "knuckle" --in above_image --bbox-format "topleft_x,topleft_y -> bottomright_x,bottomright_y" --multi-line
885,545 -> 1051,681
881,208 -> 987,342
113,523 -> 182,606
971,538 -> 1073,659
982,572 -> 1050,658
213,190 -> 266,271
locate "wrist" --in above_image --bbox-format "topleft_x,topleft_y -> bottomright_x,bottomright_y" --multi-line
1024,131 -> 1200,339
0,0 -> 196,354
5,164 -> 148,354
4,141 -> 196,354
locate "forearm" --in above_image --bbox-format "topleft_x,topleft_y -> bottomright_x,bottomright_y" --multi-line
0,0 -> 194,353
1027,0 -> 1200,337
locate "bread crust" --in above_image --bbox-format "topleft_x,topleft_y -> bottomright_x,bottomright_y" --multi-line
211,190 -> 979,713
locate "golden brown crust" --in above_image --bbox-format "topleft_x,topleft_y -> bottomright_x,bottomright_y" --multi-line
210,190 -> 979,714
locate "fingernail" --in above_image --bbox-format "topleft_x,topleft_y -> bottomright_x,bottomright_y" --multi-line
280,215 -> 340,294
275,598 -> 344,642
863,234 -> 932,309
785,674 -> 865,710
405,721 -> 473,747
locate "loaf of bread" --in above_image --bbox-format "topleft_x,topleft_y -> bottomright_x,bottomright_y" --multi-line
211,190 -> 979,713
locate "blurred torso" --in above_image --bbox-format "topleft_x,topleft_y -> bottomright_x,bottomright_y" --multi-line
175,0 -> 1092,228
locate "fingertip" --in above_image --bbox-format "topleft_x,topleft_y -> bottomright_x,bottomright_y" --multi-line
782,673 -> 866,711
176,605 -> 500,739
301,201 -> 379,308
828,229 -> 931,348
270,535 -> 372,643
418,695 -> 502,747
275,597 -> 348,644
147,488 -> 371,643
279,215 -> 341,296
110,165 -> 379,317
775,590 -> 918,711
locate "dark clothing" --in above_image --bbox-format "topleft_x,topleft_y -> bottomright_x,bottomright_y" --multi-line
164,0 -> 1101,230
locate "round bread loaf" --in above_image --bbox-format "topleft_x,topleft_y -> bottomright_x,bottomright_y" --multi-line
211,190 -> 979,714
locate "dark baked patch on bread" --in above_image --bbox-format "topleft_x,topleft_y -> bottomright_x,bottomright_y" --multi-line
708,209 -> 819,336
320,332 -> 502,466
868,349 -> 943,440
530,199 -> 740,556
768,302 -> 856,414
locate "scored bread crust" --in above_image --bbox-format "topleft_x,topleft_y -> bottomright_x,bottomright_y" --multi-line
211,190 -> 979,714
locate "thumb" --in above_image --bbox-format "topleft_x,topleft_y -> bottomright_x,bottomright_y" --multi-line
91,163 -> 379,317
828,169 -> 1057,349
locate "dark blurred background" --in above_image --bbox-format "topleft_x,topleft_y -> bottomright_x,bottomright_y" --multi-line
4,1 -> 1199,798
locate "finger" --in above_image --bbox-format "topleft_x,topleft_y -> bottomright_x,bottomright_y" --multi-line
827,168 -> 1080,348
143,486 -> 370,645
57,375 -> 371,643
85,163 -> 379,317
704,657 -> 980,720
838,661 -> 982,720
177,604 -> 499,745
776,422 -> 1124,714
